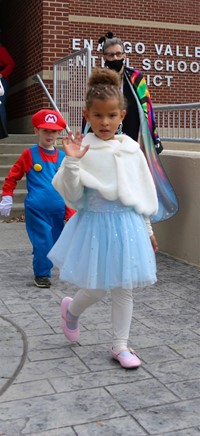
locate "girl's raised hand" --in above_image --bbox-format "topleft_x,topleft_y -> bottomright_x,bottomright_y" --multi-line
62,131 -> 90,158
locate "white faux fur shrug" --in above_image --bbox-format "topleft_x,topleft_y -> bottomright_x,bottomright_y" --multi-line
52,133 -> 158,218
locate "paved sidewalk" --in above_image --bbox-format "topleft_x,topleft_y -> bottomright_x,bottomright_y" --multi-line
0,221 -> 200,436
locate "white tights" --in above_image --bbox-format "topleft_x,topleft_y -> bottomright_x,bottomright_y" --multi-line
68,288 -> 133,353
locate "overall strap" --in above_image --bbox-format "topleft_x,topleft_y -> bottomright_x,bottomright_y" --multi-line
30,144 -> 63,170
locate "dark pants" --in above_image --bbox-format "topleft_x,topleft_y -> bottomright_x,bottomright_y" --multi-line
0,77 -> 9,138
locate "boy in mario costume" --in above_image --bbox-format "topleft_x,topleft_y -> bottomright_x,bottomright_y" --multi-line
0,109 -> 75,288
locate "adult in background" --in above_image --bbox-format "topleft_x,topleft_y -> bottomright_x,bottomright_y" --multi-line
0,30 -> 15,139
83,32 -> 163,155
82,32 -> 178,223
102,32 -> 163,154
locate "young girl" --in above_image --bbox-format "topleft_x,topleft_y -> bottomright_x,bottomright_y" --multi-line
48,68 -> 158,369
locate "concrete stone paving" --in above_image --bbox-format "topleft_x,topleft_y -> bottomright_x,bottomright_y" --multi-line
0,221 -> 200,435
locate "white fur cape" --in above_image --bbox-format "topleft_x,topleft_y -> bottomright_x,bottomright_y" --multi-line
52,133 -> 158,216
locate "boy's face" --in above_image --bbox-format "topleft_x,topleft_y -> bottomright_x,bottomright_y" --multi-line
34,127 -> 60,149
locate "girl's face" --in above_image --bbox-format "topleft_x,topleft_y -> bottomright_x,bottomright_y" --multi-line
84,98 -> 126,141
34,128 -> 60,149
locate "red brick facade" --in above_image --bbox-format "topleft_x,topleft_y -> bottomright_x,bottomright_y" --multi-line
1,0 -> 200,132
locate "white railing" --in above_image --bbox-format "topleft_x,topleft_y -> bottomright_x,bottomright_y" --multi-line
53,48 -> 91,135
154,102 -> 200,142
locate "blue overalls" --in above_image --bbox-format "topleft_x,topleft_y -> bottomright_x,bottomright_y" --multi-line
25,145 -> 66,277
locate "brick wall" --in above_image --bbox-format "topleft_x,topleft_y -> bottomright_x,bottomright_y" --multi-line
67,0 -> 199,24
1,0 -> 199,131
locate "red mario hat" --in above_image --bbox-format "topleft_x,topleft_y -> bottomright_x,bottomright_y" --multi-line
32,109 -> 66,131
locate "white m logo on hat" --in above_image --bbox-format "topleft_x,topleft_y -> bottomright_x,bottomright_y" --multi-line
45,114 -> 58,123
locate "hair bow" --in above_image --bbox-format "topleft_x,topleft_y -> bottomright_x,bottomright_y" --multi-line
98,31 -> 114,46
105,32 -> 114,39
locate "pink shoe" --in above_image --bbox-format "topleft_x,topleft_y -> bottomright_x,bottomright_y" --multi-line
61,297 -> 80,342
111,348 -> 141,369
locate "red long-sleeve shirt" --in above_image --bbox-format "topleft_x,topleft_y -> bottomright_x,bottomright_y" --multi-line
0,46 -> 15,80
2,146 -> 76,220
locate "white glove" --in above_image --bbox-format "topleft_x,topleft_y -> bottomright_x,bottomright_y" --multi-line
0,196 -> 13,217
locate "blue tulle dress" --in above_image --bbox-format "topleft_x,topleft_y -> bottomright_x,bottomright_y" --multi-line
48,187 -> 157,290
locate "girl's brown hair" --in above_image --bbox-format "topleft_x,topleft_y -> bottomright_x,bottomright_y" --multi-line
86,67 -> 126,110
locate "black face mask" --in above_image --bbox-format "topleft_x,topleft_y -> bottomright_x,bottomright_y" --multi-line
105,59 -> 124,73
